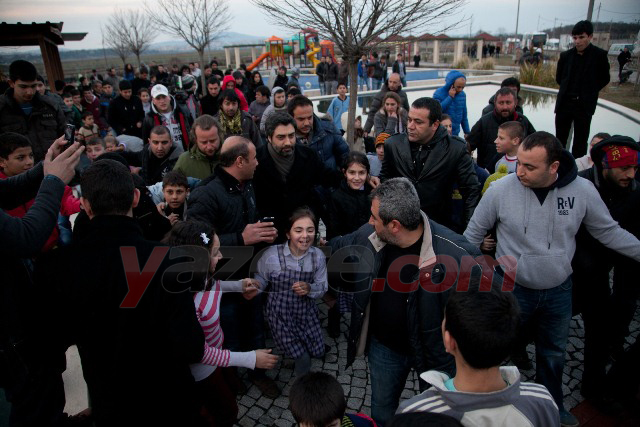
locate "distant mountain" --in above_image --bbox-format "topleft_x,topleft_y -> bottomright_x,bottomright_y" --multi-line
0,32 -> 268,63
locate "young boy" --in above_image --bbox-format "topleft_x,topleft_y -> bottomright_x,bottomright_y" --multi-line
62,92 -> 75,124
71,89 -> 83,128
78,110 -> 100,143
156,170 -> 189,225
493,121 -> 525,174
85,137 -> 106,162
248,85 -> 270,126
367,132 -> 390,177
290,372 -> 376,427
327,82 -> 349,134
397,287 -> 559,426
104,135 -> 125,152
0,133 -> 81,251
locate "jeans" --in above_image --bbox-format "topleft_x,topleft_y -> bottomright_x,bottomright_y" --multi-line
319,81 -> 326,95
400,76 -> 407,87
358,76 -> 369,91
371,78 -> 383,90
368,336 -> 412,426
513,278 -> 572,411
325,81 -> 338,95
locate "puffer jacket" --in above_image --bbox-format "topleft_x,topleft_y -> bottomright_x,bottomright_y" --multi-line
433,70 -> 470,136
304,114 -> 349,171
329,212 -> 484,373
380,127 -> 481,231
0,90 -> 66,162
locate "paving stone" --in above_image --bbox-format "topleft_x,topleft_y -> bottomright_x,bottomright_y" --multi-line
246,385 -> 262,399
401,389 -> 415,399
258,414 -> 274,425
324,362 -> 339,371
347,397 -> 363,410
267,407 -> 284,419
337,374 -> 351,384
246,406 -> 265,420
351,377 -> 367,387
237,405 -> 248,419
238,417 -> 255,427
351,387 -> 366,398
364,395 -> 371,407
352,359 -> 367,370
274,419 -> 290,427
239,395 -> 256,407
354,369 -> 367,378
342,384 -> 351,395
273,396 -> 289,409
569,337 -> 584,350
256,396 -> 272,410
282,410 -> 295,422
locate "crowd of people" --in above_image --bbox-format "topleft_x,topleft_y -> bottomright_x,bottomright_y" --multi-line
0,18 -> 638,427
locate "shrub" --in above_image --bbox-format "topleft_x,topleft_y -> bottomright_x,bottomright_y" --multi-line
453,57 -> 470,69
472,58 -> 495,70
518,62 -> 558,88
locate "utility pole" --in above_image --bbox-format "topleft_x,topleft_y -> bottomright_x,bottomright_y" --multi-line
515,0 -> 521,39
554,18 -> 557,37
537,15 -> 541,31
595,2 -> 601,31
587,0 -> 595,21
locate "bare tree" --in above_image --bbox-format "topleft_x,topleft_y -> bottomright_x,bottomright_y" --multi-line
108,9 -> 157,69
251,0 -> 465,145
101,25 -> 129,67
144,0 -> 232,93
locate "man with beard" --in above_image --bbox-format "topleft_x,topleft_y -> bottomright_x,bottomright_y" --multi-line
174,114 -> 222,180
467,87 -> 536,171
215,89 -> 262,148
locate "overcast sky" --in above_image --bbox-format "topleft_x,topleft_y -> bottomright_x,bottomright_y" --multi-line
2,0 -> 639,51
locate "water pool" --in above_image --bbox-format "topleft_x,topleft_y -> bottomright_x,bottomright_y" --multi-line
313,84 -> 640,142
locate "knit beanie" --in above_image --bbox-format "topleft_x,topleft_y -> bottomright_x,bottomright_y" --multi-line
482,163 -> 509,195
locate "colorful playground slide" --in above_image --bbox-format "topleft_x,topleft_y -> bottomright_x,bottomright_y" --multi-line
247,52 -> 271,71
306,42 -> 321,68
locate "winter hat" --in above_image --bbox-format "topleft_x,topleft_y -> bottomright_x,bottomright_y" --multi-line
482,163 -> 509,194
119,80 -> 132,91
375,132 -> 391,147
290,67 -> 300,77
601,144 -> 640,169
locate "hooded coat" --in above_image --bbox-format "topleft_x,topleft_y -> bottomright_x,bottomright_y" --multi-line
221,75 -> 249,112
464,149 -> 640,290
433,70 -> 470,136
259,87 -> 287,134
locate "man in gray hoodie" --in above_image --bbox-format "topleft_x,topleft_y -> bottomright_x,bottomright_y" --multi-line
463,131 -> 640,427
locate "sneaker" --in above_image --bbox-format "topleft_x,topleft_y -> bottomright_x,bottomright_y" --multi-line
250,375 -> 281,399
559,409 -> 579,427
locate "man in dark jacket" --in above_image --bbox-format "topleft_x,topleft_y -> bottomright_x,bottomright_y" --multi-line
380,97 -> 480,232
131,67 -> 151,96
142,84 -> 193,153
200,76 -> 221,116
555,20 -> 610,158
468,87 -> 536,171
1,136 -> 84,426
617,47 -> 632,82
316,56 -> 328,95
288,95 -> 349,171
107,80 -> 145,138
0,60 -> 66,162
329,177 -> 483,425
571,136 -> 640,402
481,76 -> 524,116
139,125 -> 181,185
392,53 -> 407,86
37,159 -> 204,427
325,57 -> 339,95
254,112 -> 342,241
187,136 -> 281,397
363,73 -> 410,135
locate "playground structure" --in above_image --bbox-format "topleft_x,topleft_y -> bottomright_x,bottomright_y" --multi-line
224,29 -> 335,72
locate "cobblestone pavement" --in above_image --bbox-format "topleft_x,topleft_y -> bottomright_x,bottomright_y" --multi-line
234,301 -> 640,426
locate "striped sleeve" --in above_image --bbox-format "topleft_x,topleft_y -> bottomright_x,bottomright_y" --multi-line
194,289 -> 230,367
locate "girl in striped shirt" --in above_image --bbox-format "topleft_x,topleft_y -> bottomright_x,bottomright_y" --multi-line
164,220 -> 278,426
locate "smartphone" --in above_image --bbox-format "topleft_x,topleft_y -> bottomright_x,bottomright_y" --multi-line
259,216 -> 274,223
64,124 -> 75,148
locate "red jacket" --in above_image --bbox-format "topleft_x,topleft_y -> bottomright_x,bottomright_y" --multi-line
221,75 -> 249,112
0,171 -> 81,251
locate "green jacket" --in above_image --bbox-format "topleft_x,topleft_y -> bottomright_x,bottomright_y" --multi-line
173,143 -> 219,180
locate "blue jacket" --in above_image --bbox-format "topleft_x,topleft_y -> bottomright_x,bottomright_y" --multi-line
433,70 -> 470,136
327,95 -> 350,131
304,115 -> 350,170
357,60 -> 366,78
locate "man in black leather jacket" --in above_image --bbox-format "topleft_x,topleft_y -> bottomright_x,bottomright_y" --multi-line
380,97 -> 480,233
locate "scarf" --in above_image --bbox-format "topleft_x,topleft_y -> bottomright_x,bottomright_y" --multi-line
219,110 -> 243,136
267,142 -> 295,181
